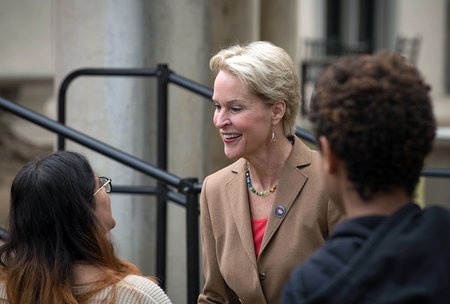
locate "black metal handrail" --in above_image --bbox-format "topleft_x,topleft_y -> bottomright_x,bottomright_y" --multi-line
1,98 -> 181,186
421,168 -> 450,178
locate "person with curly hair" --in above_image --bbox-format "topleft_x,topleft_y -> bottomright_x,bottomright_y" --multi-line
0,151 -> 171,303
282,51 -> 450,303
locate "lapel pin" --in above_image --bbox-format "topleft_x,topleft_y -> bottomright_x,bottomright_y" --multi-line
274,205 -> 286,218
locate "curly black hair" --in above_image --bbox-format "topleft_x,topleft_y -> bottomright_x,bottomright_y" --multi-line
309,51 -> 436,201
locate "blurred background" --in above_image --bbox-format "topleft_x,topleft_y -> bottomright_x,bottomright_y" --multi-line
0,0 -> 449,302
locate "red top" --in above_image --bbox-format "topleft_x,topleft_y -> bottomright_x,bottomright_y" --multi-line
251,218 -> 268,258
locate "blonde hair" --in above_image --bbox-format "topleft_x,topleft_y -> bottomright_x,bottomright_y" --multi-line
209,41 -> 300,136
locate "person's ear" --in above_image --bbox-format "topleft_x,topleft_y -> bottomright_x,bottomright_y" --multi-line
271,100 -> 286,125
319,136 -> 339,174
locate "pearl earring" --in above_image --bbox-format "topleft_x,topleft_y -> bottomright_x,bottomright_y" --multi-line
271,127 -> 277,143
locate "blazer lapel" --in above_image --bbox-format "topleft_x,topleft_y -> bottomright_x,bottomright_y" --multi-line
259,136 -> 312,255
226,159 -> 258,266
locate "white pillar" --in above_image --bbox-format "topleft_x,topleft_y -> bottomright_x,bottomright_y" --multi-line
54,0 -> 157,289
261,0 -> 300,64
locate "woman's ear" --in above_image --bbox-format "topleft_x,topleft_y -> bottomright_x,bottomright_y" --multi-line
271,100 -> 286,124
319,136 -> 339,174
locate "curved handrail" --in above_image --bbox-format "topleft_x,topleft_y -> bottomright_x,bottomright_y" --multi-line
57,67 -> 159,149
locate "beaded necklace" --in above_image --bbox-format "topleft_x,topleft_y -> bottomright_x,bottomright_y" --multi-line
245,167 -> 277,196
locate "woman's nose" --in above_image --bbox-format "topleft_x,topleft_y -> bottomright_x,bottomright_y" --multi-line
213,111 -> 229,128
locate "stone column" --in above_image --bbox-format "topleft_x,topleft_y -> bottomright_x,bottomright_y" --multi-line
261,0 -> 300,64
54,0 -> 158,295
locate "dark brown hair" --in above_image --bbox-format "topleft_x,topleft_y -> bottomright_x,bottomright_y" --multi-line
0,151 -> 146,303
309,51 -> 436,200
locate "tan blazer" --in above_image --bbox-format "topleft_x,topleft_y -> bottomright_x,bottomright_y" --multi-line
198,136 -> 343,304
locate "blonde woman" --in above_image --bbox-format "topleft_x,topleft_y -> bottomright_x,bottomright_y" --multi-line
198,41 -> 342,303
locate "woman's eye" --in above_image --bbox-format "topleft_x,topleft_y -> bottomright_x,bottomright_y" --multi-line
213,103 -> 221,111
231,106 -> 242,112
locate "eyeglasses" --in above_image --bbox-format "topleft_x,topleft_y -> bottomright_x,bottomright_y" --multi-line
93,176 -> 112,196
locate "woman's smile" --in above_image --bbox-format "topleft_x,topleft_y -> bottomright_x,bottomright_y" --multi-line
221,132 -> 242,143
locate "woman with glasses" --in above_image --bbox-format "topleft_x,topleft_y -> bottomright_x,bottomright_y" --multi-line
0,151 -> 171,303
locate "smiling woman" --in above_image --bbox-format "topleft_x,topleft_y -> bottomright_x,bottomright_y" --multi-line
0,151 -> 171,304
198,41 -> 343,304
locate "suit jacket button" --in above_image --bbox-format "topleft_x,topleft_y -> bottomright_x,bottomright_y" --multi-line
259,272 -> 266,280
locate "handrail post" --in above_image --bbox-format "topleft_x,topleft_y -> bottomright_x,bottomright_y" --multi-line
57,74 -> 72,150
156,64 -> 170,289
179,178 -> 200,304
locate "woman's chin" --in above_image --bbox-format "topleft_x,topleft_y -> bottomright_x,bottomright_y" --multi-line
102,220 -> 116,233
224,150 -> 241,160
109,220 -> 117,230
